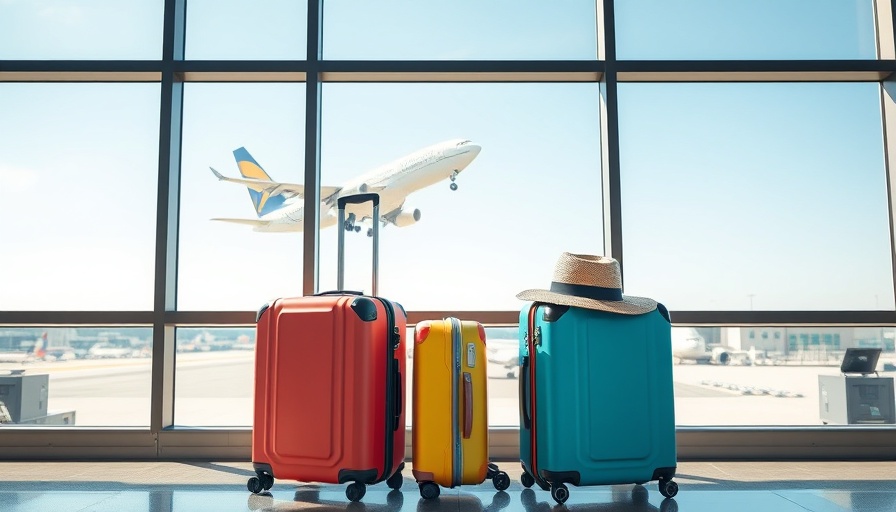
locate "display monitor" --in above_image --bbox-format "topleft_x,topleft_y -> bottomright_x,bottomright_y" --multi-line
840,348 -> 882,374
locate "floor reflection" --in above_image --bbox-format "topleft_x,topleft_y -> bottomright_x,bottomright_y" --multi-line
4,461 -> 896,512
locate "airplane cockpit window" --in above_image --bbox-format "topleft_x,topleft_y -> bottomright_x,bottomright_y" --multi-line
457,140 -> 472,146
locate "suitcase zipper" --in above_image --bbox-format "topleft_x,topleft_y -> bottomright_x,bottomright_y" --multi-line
450,317 -> 463,487
527,303 -> 548,490
377,297 -> 398,483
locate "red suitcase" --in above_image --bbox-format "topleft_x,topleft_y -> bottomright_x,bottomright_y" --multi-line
248,193 -> 407,502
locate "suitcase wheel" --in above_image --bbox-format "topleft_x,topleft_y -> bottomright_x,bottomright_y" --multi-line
492,471 -> 510,491
247,473 -> 273,494
247,477 -> 263,494
419,481 -> 440,500
659,478 -> 679,498
520,471 -> 535,488
386,470 -> 403,490
550,482 -> 569,504
345,482 -> 366,502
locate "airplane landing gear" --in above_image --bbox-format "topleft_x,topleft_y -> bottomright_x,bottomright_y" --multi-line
343,213 -> 357,232
450,183 -> 458,191
449,170 -> 459,191
367,228 -> 373,237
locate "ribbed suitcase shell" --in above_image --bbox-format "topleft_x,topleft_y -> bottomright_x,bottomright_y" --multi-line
252,294 -> 406,490
411,318 -> 508,497
518,302 -> 677,495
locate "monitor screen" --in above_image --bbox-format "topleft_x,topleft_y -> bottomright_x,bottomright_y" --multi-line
840,348 -> 882,374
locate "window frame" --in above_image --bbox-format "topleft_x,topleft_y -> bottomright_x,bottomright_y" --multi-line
2,0 -> 896,460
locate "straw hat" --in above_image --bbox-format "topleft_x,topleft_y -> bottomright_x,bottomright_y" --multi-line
516,252 -> 657,315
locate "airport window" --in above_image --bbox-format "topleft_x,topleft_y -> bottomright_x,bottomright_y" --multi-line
673,326 -> 896,426
173,327 -> 255,426
0,327 -> 152,427
5,0 -> 896,459
322,0 -> 597,60
0,83 -> 160,311
173,324 -> 519,428
177,83 -> 306,311
185,0 -> 307,60
0,0 -> 163,60
318,83 -> 603,311
617,82 -> 893,311
615,0 -> 876,60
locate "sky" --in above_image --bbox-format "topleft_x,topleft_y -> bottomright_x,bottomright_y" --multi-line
1,0 -> 893,313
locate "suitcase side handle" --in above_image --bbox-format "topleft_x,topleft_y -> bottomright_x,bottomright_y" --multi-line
520,355 -> 531,429
336,194 -> 380,295
462,372 -> 473,438
392,359 -> 402,431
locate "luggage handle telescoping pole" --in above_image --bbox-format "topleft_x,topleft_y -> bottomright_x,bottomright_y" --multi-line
337,193 -> 380,295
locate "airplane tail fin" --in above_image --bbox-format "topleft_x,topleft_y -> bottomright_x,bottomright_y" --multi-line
232,147 -> 286,217
33,332 -> 46,360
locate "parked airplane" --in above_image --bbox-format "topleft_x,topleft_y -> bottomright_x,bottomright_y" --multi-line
474,327 -> 761,375
486,337 -> 520,378
209,139 -> 482,235
0,332 -> 45,364
672,327 -> 754,365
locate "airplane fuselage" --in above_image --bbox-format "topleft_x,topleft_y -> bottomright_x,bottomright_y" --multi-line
249,139 -> 481,232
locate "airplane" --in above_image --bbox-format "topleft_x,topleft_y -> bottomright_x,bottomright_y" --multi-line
672,327 -> 755,365
208,138 -> 482,236
486,337 -> 520,379
0,332 -> 46,364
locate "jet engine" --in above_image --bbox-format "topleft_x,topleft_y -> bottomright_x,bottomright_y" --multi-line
338,182 -> 374,198
392,208 -> 422,227
710,347 -> 731,365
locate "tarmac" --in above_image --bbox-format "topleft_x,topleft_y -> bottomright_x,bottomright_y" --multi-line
2,351 -> 894,427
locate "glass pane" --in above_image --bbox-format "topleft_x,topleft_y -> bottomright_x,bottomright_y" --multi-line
615,0 -> 877,60
484,325 -> 520,426
319,83 -> 602,310
673,326 -> 896,426
185,0 -> 307,60
173,327 -> 255,426
0,0 -> 163,60
0,327 -> 152,427
0,84 -> 160,311
618,82 -> 893,311
323,0 -> 597,60
178,83 -> 305,310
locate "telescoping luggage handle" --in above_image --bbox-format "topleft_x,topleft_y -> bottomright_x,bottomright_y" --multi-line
336,193 -> 380,295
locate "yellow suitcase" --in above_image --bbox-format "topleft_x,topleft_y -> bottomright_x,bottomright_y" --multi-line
411,317 -> 510,499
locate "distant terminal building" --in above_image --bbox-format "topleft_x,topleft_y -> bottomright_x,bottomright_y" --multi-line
695,326 -> 894,362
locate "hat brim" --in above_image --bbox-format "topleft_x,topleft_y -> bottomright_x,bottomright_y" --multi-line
516,289 -> 657,315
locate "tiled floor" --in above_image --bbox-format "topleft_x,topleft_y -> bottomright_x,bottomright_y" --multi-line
1,461 -> 895,512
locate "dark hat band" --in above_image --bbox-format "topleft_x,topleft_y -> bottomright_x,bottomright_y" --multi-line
549,281 -> 623,302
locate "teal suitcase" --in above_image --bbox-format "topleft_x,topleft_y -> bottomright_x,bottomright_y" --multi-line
518,301 -> 679,504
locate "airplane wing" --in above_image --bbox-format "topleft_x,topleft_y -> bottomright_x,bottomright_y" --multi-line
209,168 -> 341,199
210,217 -> 296,229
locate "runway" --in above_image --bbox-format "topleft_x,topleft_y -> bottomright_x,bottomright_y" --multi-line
2,350 -> 890,427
